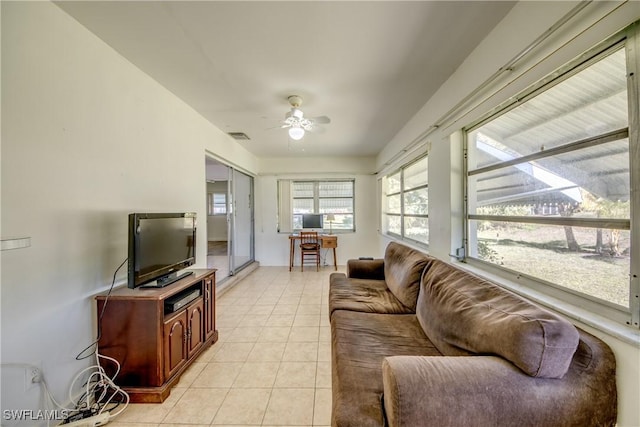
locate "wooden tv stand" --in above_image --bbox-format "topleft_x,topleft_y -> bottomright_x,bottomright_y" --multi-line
95,269 -> 218,403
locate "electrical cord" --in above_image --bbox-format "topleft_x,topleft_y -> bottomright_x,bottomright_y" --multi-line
63,258 -> 130,423
76,257 -> 128,361
66,349 -> 129,420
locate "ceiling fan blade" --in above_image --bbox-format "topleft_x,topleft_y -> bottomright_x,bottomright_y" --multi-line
308,124 -> 327,134
265,123 -> 290,130
310,115 -> 331,124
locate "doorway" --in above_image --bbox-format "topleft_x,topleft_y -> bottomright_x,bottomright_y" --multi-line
205,157 -> 254,283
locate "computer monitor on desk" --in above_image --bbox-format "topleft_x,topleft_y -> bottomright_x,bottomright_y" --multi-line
301,213 -> 323,231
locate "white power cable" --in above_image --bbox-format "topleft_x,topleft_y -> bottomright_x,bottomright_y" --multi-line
95,351 -> 129,418
65,334 -> 130,421
65,258 -> 130,421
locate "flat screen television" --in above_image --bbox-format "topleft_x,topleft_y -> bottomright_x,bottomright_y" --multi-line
128,212 -> 197,289
302,213 -> 323,230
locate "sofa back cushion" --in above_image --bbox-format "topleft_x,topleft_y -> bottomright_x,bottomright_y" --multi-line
416,260 -> 579,379
383,242 -> 431,311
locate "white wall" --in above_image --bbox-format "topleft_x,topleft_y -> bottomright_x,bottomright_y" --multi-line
0,1 -> 258,420
256,157 -> 378,267
376,2 -> 640,425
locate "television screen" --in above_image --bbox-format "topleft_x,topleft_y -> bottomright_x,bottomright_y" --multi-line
128,213 -> 196,288
302,213 -> 323,230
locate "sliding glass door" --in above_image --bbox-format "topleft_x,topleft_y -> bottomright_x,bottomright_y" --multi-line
205,156 -> 254,282
231,169 -> 254,272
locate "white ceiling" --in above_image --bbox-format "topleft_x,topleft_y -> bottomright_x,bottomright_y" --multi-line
56,1 -> 515,158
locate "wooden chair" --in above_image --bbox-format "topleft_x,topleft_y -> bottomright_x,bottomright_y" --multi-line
299,231 -> 320,271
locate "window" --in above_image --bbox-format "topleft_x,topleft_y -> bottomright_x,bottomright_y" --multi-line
382,155 -> 428,245
278,179 -> 355,232
208,192 -> 227,216
465,28 -> 639,327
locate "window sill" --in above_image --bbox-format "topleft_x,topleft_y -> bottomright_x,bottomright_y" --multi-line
452,260 -> 640,348
379,232 -> 429,250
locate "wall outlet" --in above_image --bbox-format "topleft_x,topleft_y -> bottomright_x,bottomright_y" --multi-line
24,364 -> 41,391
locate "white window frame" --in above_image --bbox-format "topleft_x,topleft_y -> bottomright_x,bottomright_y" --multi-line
462,23 -> 640,329
208,192 -> 227,216
381,155 -> 429,247
277,179 -> 356,233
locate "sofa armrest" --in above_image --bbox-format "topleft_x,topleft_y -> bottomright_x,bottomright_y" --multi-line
382,355 -> 612,427
346,258 -> 385,279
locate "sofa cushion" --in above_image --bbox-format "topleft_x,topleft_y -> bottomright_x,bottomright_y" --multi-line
383,242 -> 432,311
416,260 -> 579,379
347,258 -> 385,279
329,273 -> 414,316
381,331 -> 617,427
331,310 -> 441,427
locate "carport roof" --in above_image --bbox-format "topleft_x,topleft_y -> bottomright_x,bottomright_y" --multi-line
470,47 -> 629,206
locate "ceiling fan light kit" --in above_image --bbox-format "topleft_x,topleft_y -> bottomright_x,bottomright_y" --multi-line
279,95 -> 331,141
288,126 -> 305,140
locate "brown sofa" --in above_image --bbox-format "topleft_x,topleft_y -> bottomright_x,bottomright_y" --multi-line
329,242 -> 617,427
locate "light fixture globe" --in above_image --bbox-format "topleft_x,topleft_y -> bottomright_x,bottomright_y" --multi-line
288,126 -> 305,140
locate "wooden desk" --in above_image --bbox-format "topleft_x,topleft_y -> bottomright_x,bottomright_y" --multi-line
289,234 -> 338,271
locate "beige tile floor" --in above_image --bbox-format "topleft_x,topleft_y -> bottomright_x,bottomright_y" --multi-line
110,265 -> 341,427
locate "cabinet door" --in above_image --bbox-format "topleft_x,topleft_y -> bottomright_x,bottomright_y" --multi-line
186,298 -> 204,359
163,311 -> 187,381
204,274 -> 216,340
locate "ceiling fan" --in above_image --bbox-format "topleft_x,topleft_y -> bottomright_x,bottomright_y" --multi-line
280,95 -> 330,140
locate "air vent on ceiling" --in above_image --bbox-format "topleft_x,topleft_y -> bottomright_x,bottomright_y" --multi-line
228,132 -> 250,140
